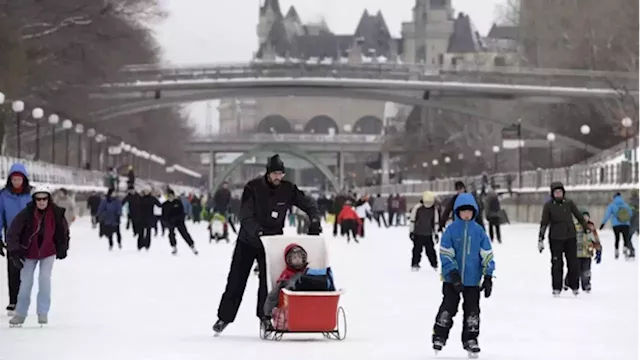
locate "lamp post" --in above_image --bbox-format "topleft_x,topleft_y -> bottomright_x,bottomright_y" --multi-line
75,124 -> 84,167
86,128 -> 96,169
12,100 -> 24,158
31,107 -> 44,160
48,114 -> 59,163
95,134 -> 105,170
622,117 -> 633,161
492,146 -> 500,172
546,132 -> 555,168
62,119 -> 73,165
580,124 -> 591,164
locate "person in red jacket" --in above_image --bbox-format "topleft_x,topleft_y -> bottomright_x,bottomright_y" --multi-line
6,187 -> 69,327
337,200 -> 362,243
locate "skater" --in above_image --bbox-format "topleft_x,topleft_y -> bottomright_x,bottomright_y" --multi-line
599,193 -> 635,259
409,191 -> 439,271
53,188 -> 77,226
6,187 -> 69,326
439,181 -> 484,231
122,186 -> 141,237
152,189 -> 165,237
213,154 -> 321,336
565,210 -> 601,292
87,191 -> 102,229
97,189 -> 123,250
354,195 -> 371,237
538,181 -> 590,296
484,189 -> 502,243
0,163 -> 33,317
162,189 -> 198,255
432,193 -> 495,357
337,200 -> 361,243
139,189 -> 161,250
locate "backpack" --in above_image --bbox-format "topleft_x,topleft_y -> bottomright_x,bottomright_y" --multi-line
295,267 -> 336,292
616,207 -> 631,223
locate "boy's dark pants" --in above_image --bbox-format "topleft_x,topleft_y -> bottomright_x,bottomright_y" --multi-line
569,257 -> 591,291
433,283 -> 481,344
411,234 -> 437,268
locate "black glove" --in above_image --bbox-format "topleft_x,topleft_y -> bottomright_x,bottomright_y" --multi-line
481,275 -> 493,298
56,250 -> 68,260
434,233 -> 440,244
409,232 -> 415,240
0,242 -> 5,257
308,219 -> 322,236
9,253 -> 24,270
449,270 -> 463,293
599,223 -> 605,230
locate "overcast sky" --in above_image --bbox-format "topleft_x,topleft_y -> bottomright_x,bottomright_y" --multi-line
152,0 -> 507,132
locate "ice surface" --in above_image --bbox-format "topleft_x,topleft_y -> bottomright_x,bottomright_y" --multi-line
1,218 -> 637,360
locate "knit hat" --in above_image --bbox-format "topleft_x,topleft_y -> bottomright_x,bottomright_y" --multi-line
266,154 -> 285,173
454,181 -> 466,191
422,191 -> 435,207
581,209 -> 590,217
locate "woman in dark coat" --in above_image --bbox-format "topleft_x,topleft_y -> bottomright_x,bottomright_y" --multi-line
6,187 -> 69,326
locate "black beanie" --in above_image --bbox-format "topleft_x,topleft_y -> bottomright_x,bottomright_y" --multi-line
266,154 -> 285,173
454,181 -> 466,191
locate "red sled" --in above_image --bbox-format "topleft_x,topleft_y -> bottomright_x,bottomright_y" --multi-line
259,235 -> 347,341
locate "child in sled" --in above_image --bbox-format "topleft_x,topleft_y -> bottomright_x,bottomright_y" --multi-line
208,212 -> 230,242
565,210 -> 602,293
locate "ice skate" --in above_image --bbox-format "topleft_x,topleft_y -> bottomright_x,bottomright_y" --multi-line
108,245 -> 113,251
615,249 -> 620,259
552,290 -> 561,297
411,265 -> 420,272
9,315 -> 25,327
572,289 -> 579,296
171,247 -> 178,255
6,305 -> 16,317
118,243 -> 122,249
38,314 -> 48,326
463,339 -> 481,358
433,338 -> 445,354
191,246 -> 199,255
212,319 -> 229,336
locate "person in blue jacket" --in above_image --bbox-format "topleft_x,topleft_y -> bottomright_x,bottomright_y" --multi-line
432,193 -> 495,357
0,163 -> 34,315
599,192 -> 635,259
97,189 -> 123,251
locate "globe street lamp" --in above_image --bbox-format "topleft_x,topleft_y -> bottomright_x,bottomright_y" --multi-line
12,100 -> 24,158
48,114 -> 59,163
546,132 -> 556,169
75,124 -> 84,167
621,117 -> 634,161
492,146 -> 500,172
580,124 -> 591,163
31,107 -> 44,160
62,119 -> 73,165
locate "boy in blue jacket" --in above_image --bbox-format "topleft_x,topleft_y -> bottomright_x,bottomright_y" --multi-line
432,193 -> 495,357
599,192 -> 635,259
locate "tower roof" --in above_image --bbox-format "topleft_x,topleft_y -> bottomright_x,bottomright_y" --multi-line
260,0 -> 283,18
285,6 -> 300,21
447,12 -> 485,53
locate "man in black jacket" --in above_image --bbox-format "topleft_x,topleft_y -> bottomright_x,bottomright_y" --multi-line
538,181 -> 589,296
213,154 -> 321,335
439,181 -> 484,230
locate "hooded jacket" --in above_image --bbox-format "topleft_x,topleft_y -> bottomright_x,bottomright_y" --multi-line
263,244 -> 308,316
602,194 -> 633,227
439,193 -> 495,286
0,163 -> 33,239
539,181 -> 589,240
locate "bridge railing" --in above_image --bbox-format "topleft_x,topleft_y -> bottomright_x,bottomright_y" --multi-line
0,155 -> 200,194
121,62 -> 638,81
192,133 -> 387,144
355,162 -> 639,196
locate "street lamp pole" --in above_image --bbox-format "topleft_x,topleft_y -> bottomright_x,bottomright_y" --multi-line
622,117 -> 633,161
580,124 -> 591,164
62,119 -> 73,166
492,146 -> 500,172
86,128 -> 96,169
32,108 -> 44,160
48,114 -> 59,163
75,124 -> 84,167
546,132 -> 556,168
12,101 -> 24,158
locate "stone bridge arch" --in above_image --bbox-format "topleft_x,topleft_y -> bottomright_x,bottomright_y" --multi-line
212,145 -> 340,192
256,115 -> 293,133
304,115 -> 340,134
353,115 -> 384,134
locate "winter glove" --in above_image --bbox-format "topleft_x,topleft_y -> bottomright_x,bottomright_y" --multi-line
481,275 -> 493,298
538,238 -> 545,253
0,242 -> 5,257
594,250 -> 602,264
9,253 -> 24,270
599,223 -> 605,230
56,249 -> 68,260
434,233 -> 439,244
308,219 -> 322,236
449,270 -> 464,293
409,232 -> 415,240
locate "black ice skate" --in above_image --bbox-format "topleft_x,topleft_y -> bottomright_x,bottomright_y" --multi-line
463,339 -> 481,358
433,338 -> 445,354
171,247 -> 178,255
552,290 -> 561,297
191,246 -> 199,255
615,249 -> 620,259
213,319 -> 229,336
6,304 -> 15,317
411,265 -> 420,272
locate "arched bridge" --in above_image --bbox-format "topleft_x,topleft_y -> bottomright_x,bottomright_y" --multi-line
116,62 -> 639,90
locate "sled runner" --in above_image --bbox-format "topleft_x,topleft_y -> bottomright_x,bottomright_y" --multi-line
259,235 -> 347,341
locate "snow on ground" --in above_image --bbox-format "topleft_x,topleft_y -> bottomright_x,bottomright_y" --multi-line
0,218 -> 637,360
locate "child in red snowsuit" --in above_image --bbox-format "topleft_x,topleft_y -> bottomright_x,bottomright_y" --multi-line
337,200 -> 362,243
264,244 -> 309,328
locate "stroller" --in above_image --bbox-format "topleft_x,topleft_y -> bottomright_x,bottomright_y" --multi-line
208,212 -> 229,243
